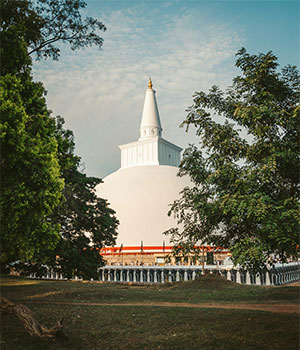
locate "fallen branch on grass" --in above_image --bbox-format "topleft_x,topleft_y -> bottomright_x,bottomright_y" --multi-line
0,297 -> 66,340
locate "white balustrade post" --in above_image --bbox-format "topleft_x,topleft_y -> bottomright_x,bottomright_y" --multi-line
154,270 -> 157,283
147,270 -> 151,283
184,270 -> 188,281
176,270 -> 180,282
227,270 -> 231,281
245,272 -> 251,285
168,270 -> 172,283
236,270 -> 241,284
265,270 -> 271,285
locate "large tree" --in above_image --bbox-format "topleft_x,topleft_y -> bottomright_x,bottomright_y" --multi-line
45,117 -> 118,280
16,116 -> 118,279
0,0 -> 106,74
0,0 -> 118,273
0,72 -> 64,264
166,49 -> 300,272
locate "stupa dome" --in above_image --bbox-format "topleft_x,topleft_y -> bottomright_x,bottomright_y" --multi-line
96,165 -> 190,246
96,79 -> 191,248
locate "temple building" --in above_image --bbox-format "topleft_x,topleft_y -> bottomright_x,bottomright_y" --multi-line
96,80 -> 228,265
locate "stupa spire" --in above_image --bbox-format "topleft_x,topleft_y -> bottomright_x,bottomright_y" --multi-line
139,79 -> 162,140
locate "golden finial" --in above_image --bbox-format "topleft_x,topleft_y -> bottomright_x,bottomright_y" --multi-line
148,77 -> 153,89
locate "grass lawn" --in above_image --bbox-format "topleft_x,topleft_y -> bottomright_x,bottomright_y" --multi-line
1,274 -> 299,350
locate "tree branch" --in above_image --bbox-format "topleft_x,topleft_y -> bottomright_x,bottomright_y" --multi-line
0,298 -> 66,340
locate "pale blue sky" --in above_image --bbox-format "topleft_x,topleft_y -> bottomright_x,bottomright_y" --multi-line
33,0 -> 299,178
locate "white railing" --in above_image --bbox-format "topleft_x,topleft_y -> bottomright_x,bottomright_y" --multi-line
27,262 -> 300,286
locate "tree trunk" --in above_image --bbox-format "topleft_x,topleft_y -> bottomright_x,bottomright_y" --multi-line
0,297 -> 66,340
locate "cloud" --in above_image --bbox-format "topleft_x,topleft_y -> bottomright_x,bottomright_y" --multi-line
33,3 -> 243,178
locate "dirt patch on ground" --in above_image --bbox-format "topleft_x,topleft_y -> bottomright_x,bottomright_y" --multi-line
22,300 -> 300,314
24,291 -> 65,299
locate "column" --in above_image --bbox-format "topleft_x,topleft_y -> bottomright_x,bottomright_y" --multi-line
147,270 -> 150,283
168,270 -> 172,283
227,270 -> 231,282
184,270 -> 188,281
265,270 -> 271,285
154,270 -> 157,283
236,270 -> 241,284
245,272 -> 251,285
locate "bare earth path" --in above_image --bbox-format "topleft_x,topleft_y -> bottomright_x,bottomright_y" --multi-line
21,301 -> 300,314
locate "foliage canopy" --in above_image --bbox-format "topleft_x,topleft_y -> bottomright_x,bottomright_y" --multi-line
166,49 -> 300,272
0,73 -> 63,263
0,0 -> 106,74
0,0 -> 118,277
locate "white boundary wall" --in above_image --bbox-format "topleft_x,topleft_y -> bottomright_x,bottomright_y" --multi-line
28,262 -> 300,286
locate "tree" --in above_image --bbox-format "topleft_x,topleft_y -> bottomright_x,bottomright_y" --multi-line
46,117 -> 118,280
0,0 -> 106,72
166,49 -> 300,272
15,115 -> 118,279
0,0 -> 117,273
0,74 -> 64,264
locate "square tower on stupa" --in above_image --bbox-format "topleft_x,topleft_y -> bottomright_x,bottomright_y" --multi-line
119,78 -> 182,168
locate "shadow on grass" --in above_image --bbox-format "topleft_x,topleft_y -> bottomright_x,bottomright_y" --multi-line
1,302 -> 299,350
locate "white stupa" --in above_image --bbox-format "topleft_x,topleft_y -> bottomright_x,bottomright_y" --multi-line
96,79 -> 191,246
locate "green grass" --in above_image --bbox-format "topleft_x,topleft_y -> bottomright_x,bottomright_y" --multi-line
2,274 -> 299,304
1,274 -> 299,350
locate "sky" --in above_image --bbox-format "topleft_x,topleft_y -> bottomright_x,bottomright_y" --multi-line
33,0 -> 299,178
